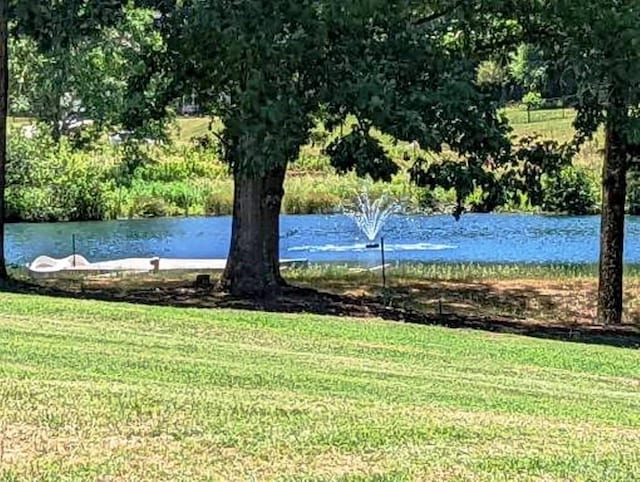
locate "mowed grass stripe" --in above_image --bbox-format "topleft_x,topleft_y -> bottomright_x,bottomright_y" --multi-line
3,332 -> 638,407
2,319 -> 638,404
1,296 -> 637,379
0,293 -> 639,480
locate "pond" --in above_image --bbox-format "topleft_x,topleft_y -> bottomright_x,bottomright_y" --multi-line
6,213 -> 640,267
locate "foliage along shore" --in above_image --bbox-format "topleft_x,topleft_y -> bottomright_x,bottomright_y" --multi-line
6,107 -> 615,223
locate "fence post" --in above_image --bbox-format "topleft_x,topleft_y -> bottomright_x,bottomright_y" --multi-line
527,105 -> 531,124
380,237 -> 386,289
72,234 -> 76,267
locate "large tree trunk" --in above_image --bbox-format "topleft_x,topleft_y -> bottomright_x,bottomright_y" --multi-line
0,7 -> 9,281
220,163 -> 287,297
597,111 -> 628,325
262,163 -> 287,286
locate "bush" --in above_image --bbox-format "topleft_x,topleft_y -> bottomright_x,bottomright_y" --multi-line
522,91 -> 544,110
133,147 -> 225,182
3,120 -> 607,223
203,182 -> 234,216
466,186 -> 506,213
6,128 -> 111,221
156,181 -> 204,216
541,166 -> 598,215
283,190 -> 340,214
295,151 -> 331,171
204,193 -> 233,216
103,186 -> 128,220
476,60 -> 508,87
6,186 -> 62,222
56,153 -> 110,221
129,196 -> 170,218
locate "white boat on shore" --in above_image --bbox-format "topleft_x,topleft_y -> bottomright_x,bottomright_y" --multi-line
26,255 -> 308,278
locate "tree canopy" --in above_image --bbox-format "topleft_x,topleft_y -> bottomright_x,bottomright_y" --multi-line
0,0 -> 130,278
127,0 -> 524,294
3,0 -> 639,318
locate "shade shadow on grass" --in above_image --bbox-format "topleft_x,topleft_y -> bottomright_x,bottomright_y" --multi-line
2,272 -> 640,350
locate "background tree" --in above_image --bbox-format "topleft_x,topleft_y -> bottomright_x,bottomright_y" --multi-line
8,6 -> 160,143
322,0 -> 516,220
7,37 -> 41,116
136,0 -> 519,297
508,43 -> 547,99
0,0 -> 128,280
527,0 -> 640,325
0,0 -> 9,279
413,0 -> 640,325
476,40 -> 577,105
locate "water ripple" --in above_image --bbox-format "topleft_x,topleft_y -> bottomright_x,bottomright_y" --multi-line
288,243 -> 457,253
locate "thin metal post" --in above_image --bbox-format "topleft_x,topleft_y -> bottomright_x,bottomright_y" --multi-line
72,234 -> 76,267
380,237 -> 386,289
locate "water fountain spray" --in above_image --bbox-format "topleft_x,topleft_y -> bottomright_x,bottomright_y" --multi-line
344,192 -> 401,247
344,191 -> 400,288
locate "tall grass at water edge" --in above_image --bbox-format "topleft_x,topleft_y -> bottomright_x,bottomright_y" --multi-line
286,262 -> 640,281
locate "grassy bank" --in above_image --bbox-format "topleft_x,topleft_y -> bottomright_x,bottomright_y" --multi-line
37,261 -> 640,326
286,261 -> 622,281
0,293 -> 639,480
284,262 -> 640,325
6,106 -> 607,222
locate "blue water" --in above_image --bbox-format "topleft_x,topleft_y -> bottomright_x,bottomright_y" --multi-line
6,213 -> 639,266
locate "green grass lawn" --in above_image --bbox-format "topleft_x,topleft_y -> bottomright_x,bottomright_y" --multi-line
1,294 -> 639,480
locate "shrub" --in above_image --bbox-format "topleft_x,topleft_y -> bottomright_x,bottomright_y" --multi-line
157,181 -> 204,216
295,151 -> 331,171
204,194 -> 233,216
103,185 -> 129,220
132,146 -> 227,183
7,125 -> 58,187
6,128 -> 111,221
476,60 -> 508,87
202,179 -> 234,216
522,91 -> 544,111
129,196 -> 170,218
466,186 -> 497,213
283,176 -> 342,214
56,152 -> 110,221
541,166 -> 598,215
6,186 -> 62,222
283,190 -> 340,214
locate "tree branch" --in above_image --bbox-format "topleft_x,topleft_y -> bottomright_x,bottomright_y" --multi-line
412,0 -> 469,27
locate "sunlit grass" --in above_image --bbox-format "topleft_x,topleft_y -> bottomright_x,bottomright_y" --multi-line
173,116 -> 224,142
0,293 -> 639,480
175,107 -> 604,173
287,262 -> 640,282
